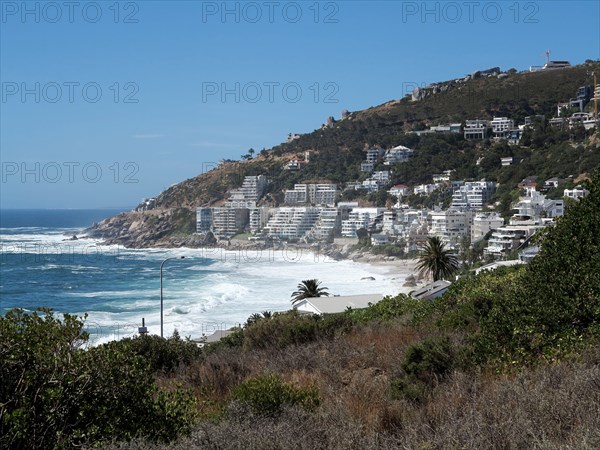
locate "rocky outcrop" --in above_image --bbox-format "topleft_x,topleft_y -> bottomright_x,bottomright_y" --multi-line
85,208 -> 206,248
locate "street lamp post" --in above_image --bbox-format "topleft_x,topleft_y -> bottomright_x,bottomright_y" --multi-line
160,256 -> 185,338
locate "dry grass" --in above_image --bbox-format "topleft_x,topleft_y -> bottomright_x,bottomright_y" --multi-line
102,325 -> 600,450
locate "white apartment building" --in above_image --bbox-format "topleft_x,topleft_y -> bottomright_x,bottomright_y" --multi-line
381,210 -> 397,234
226,175 -> 268,208
451,181 -> 496,210
414,184 -> 439,196
196,208 -> 213,233
365,147 -> 385,163
484,226 -> 539,258
264,207 -> 322,241
509,187 -> 564,226
564,187 -> 590,200
471,213 -> 504,242
304,208 -> 341,242
464,120 -> 488,139
249,207 -> 270,233
211,208 -> 250,239
491,117 -> 514,139
284,184 -> 338,206
388,184 -> 411,198
310,184 -> 338,206
341,207 -> 385,237
429,209 -> 474,248
362,171 -> 391,192
384,145 -> 413,165
284,185 -> 308,204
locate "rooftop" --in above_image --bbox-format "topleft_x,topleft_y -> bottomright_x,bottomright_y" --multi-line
295,294 -> 384,314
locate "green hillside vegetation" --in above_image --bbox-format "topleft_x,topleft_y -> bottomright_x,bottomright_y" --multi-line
3,169 -> 599,449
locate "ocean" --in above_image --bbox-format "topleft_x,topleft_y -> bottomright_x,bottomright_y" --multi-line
0,209 -> 410,344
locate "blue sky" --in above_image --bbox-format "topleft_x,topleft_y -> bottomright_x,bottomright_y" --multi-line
1,0 -> 599,209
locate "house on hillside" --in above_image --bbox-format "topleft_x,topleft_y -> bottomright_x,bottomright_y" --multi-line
411,280 -> 452,301
294,294 -> 384,315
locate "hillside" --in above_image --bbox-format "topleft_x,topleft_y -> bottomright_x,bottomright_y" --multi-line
86,61 -> 600,247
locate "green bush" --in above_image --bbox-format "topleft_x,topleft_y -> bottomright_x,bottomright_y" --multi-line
402,336 -> 454,384
0,309 -> 197,449
118,331 -> 202,374
232,374 -> 320,417
242,311 -> 321,350
349,294 -> 432,324
389,378 -> 427,403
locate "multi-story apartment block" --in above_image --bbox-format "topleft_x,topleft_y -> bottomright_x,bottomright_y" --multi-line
309,184 -> 338,206
284,184 -> 338,206
284,185 -> 308,205
484,227 -> 538,258
388,184 -> 411,198
263,207 -> 322,241
413,183 -> 440,196
365,147 -> 385,163
381,210 -> 397,234
341,207 -> 385,237
451,181 -> 496,210
471,212 -> 504,242
226,175 -> 268,208
509,187 -> 564,226
491,117 -> 514,139
211,208 -> 250,240
249,207 -> 270,233
384,145 -> 413,165
304,208 -> 341,242
464,120 -> 488,139
196,208 -> 213,233
429,209 -> 474,247
362,171 -> 391,192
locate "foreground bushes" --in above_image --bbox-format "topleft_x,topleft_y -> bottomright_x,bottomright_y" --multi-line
0,309 -> 196,449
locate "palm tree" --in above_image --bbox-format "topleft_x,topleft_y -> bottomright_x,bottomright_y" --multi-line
245,312 -> 263,326
291,279 -> 329,306
416,236 -> 459,281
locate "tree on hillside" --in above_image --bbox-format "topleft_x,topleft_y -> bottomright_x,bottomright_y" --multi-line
523,168 -> 600,336
291,279 -> 330,306
416,236 -> 459,281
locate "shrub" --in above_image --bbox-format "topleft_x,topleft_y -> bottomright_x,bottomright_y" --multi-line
0,309 -> 196,449
402,336 -> 454,384
118,332 -> 202,374
349,294 -> 431,324
231,374 -> 320,417
242,311 -> 321,350
389,378 -> 427,403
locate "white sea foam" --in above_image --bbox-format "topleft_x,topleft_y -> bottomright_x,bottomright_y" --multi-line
3,230 -> 413,345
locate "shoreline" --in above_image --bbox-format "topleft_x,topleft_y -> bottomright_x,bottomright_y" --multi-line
76,225 -> 426,291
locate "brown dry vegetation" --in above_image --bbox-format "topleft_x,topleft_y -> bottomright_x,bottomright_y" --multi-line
102,320 -> 600,450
